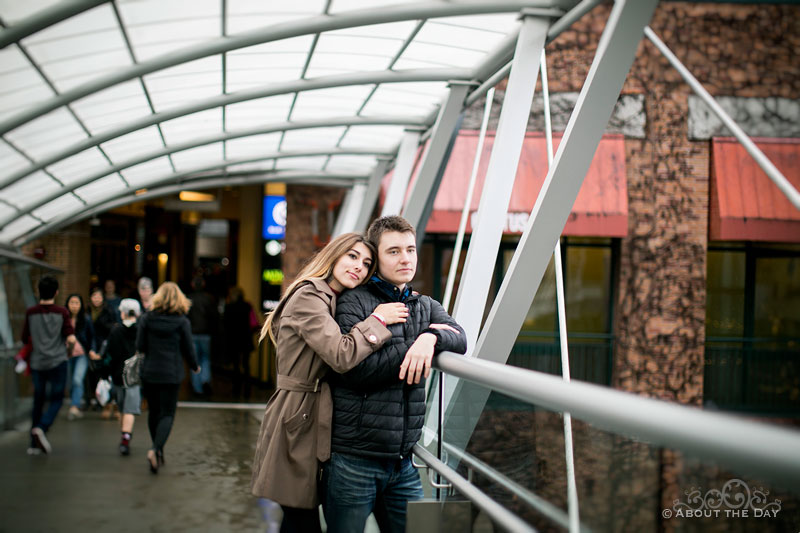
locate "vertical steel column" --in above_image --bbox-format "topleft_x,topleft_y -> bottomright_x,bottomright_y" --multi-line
332,182 -> 366,237
354,158 -> 389,232
442,0 -> 659,454
451,13 -> 549,351
542,48 -> 580,533
401,82 -> 470,230
381,130 -> 421,217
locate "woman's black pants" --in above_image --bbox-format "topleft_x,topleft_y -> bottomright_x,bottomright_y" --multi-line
141,381 -> 180,452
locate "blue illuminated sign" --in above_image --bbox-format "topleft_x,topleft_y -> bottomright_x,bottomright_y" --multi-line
263,195 -> 286,240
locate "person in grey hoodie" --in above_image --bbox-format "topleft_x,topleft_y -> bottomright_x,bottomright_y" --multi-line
136,281 -> 199,473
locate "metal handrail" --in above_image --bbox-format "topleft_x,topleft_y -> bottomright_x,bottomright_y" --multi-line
420,427 -> 583,531
433,351 -> 800,492
412,445 -> 537,533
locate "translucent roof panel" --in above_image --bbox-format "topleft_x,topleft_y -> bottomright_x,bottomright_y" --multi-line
100,126 -> 166,162
225,134 -> 283,160
20,4 -> 131,92
32,193 -> 86,222
225,95 -> 295,130
4,108 -> 87,160
46,148 -> 110,187
75,174 -> 129,204
226,0 -> 325,34
117,0 -> 221,61
0,172 -> 63,208
0,47 -> 55,122
71,81 -> 152,134
0,0 -> 572,244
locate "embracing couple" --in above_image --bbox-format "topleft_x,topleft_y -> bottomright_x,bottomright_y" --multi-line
251,215 -> 467,533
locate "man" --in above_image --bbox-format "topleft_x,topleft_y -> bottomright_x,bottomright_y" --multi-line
21,275 -> 77,455
137,276 -> 153,311
187,276 -> 218,397
323,215 -> 467,533
103,279 -> 122,323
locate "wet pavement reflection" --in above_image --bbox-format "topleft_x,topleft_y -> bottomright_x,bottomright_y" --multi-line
0,406 -> 268,532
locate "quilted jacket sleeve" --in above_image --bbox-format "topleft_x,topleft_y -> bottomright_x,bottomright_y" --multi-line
423,297 -> 467,355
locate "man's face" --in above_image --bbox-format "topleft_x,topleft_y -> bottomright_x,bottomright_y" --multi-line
376,231 -> 416,288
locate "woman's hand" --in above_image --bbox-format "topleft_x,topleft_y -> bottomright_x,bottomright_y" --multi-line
88,350 -> 101,361
373,303 -> 409,325
429,323 -> 459,334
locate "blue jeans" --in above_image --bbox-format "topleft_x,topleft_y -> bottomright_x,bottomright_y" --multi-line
31,361 -> 68,435
321,452 -> 423,533
67,355 -> 88,408
190,334 -> 211,393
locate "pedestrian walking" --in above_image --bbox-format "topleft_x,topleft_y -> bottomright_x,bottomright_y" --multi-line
105,298 -> 143,455
64,293 -> 97,420
21,275 -> 77,455
136,281 -> 199,473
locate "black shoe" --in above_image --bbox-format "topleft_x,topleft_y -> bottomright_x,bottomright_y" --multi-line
147,450 -> 158,474
119,441 -> 130,456
156,450 -> 165,466
202,383 -> 213,396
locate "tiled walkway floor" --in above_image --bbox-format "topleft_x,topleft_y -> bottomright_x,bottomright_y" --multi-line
0,404 -> 272,533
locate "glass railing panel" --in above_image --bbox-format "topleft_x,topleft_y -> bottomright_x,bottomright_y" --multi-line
424,376 -> 799,532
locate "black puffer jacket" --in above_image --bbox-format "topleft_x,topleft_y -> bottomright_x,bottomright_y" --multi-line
330,281 -> 466,459
136,311 -> 198,384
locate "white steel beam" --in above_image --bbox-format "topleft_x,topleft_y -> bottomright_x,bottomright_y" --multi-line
402,83 -> 470,231
451,14 -> 550,351
382,130 -> 422,216
355,159 -> 389,232
332,183 -> 367,237
443,0 -> 659,452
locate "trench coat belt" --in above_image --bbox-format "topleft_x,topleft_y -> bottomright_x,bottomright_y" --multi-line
276,374 -> 321,393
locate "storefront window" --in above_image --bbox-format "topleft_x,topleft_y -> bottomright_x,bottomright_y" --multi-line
705,243 -> 800,415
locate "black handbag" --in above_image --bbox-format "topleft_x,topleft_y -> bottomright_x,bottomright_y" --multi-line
122,352 -> 144,387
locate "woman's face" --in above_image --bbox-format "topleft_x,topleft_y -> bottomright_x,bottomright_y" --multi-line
90,291 -> 103,308
67,296 -> 82,316
329,242 -> 373,292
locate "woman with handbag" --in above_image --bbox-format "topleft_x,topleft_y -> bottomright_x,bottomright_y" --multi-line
136,282 -> 199,474
251,232 -> 408,533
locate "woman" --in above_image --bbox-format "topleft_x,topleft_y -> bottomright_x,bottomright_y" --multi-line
88,287 -> 117,416
251,232 -> 408,533
65,293 -> 97,420
223,286 -> 257,400
136,281 -> 199,474
105,298 -> 143,456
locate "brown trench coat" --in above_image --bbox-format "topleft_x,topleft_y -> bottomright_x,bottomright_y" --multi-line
250,278 -> 390,508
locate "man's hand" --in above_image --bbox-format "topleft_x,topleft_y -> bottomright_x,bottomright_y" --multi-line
399,332 -> 437,385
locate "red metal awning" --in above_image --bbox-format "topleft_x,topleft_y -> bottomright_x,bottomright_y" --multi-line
383,131 -> 628,237
710,137 -> 800,243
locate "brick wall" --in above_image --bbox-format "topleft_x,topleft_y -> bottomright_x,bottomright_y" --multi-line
282,185 -> 345,290
21,222 -> 90,304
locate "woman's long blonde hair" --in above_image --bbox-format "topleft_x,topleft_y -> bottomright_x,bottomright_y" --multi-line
150,281 -> 191,315
260,232 -> 376,344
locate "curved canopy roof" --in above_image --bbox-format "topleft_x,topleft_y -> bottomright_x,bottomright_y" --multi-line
0,0 -> 582,246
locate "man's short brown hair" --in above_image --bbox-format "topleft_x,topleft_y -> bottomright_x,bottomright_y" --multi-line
366,215 -> 416,249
